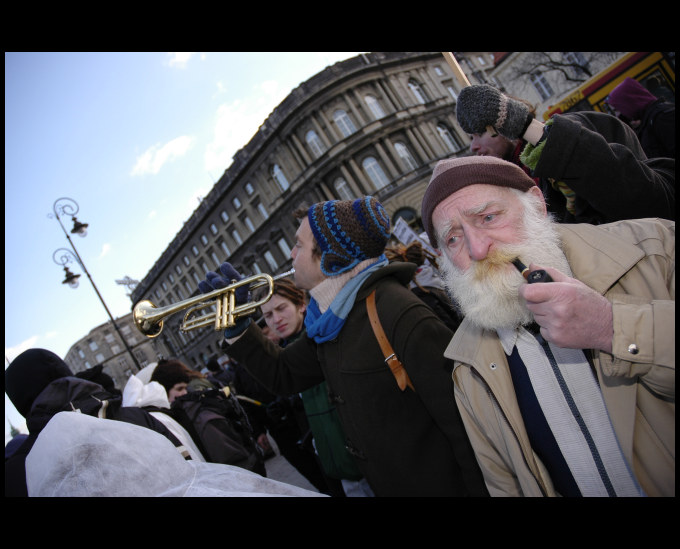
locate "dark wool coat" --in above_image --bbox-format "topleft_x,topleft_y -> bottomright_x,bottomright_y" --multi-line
226,263 -> 488,497
535,111 -> 675,224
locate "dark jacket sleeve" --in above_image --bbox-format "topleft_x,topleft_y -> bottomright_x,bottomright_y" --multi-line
535,111 -> 675,222
226,323 -> 326,396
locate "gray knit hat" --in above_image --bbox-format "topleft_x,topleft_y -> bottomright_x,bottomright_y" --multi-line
421,156 -> 537,248
456,84 -> 533,140
308,196 -> 391,276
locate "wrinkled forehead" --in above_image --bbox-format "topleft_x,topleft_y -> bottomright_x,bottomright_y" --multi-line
433,184 -> 517,219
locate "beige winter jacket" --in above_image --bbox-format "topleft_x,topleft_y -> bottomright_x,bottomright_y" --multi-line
446,218 -> 675,497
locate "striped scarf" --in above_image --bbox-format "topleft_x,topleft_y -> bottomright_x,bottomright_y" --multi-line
305,256 -> 387,343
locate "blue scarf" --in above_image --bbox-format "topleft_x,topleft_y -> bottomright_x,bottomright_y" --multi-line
305,256 -> 387,343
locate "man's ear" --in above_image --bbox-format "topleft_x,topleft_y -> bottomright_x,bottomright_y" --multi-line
528,185 -> 547,217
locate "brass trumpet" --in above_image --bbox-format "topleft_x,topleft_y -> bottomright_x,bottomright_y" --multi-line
133,269 -> 295,338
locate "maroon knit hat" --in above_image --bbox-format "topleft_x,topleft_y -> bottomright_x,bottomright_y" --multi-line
421,156 -> 537,248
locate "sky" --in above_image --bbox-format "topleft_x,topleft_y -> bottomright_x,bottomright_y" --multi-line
4,51 -> 364,441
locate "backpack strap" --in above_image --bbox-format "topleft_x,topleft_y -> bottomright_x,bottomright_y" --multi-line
366,290 -> 415,392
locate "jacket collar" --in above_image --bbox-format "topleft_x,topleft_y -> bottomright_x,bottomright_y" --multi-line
446,222 -> 644,371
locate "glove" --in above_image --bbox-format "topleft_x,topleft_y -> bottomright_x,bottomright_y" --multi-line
456,84 -> 533,141
198,262 -> 252,338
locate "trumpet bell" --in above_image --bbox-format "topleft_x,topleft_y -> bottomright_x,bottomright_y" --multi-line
133,300 -> 164,338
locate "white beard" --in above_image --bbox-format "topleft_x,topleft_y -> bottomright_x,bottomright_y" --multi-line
438,193 -> 572,331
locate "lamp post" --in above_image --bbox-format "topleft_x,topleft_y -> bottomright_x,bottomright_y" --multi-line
50,197 -> 141,372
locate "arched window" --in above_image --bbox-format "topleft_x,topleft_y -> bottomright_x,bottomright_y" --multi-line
392,207 -> 419,229
437,123 -> 463,153
305,130 -> 326,158
408,79 -> 428,104
334,177 -> 354,201
362,157 -> 389,190
277,237 -> 292,258
271,164 -> 290,191
365,95 -> 385,119
231,228 -> 243,246
333,109 -> 357,137
394,142 -> 418,171
264,250 -> 278,271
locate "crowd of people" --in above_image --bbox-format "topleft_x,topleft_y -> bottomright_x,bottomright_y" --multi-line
6,80 -> 674,498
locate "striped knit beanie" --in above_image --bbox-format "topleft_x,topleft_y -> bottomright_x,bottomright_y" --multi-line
308,196 -> 391,276
421,156 -> 537,248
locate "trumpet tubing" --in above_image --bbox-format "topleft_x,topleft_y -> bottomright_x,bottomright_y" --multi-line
133,269 -> 294,338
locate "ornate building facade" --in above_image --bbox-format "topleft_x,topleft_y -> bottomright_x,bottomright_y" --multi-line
129,51 -> 496,369
70,51 -> 630,383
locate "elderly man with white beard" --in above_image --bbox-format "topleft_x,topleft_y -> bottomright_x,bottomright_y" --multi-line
421,156 -> 674,497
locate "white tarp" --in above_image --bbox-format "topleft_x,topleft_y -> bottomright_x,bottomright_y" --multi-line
26,411 -> 326,497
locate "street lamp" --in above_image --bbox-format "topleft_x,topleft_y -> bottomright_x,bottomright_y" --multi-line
50,197 -> 141,372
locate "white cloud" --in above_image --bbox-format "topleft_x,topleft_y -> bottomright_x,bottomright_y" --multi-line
166,52 -> 197,68
204,81 -> 285,174
131,135 -> 195,176
99,243 -> 111,258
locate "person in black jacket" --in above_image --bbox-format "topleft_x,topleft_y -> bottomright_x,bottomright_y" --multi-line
4,348 -> 185,497
456,83 -> 675,224
605,76 -> 675,159
199,197 -> 489,497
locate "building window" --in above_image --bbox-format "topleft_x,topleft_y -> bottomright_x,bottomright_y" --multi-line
394,142 -> 418,171
437,123 -> 463,153
434,66 -> 444,76
200,234 -> 208,246
362,156 -> 389,189
210,223 -> 218,235
232,229 -> 243,246
277,237 -> 292,258
168,273 -> 174,284
272,164 -> 290,191
264,250 -> 278,271
220,210 -> 230,223
447,86 -> 458,101
211,251 -> 221,267
334,177 -> 354,200
183,255 -> 190,266
333,109 -> 357,137
175,264 -> 182,275
530,72 -> 554,101
242,215 -> 255,233
220,241 -> 231,257
563,52 -> 589,78
256,201 -> 268,219
408,79 -> 428,104
192,245 -> 199,256
245,182 -> 255,195
365,95 -> 385,119
305,130 -> 326,158
232,197 -> 242,209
